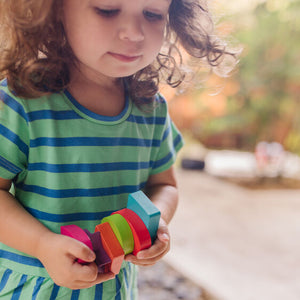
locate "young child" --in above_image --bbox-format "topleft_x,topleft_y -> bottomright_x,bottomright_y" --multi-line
0,0 -> 234,299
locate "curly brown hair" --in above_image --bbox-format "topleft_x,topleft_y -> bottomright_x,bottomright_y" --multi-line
0,0 -> 237,104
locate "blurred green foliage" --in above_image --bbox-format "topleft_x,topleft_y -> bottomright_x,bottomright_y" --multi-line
197,0 -> 300,153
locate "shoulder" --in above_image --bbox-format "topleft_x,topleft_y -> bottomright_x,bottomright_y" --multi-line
154,93 -> 168,107
0,79 -> 33,109
152,93 -> 169,117
0,79 -> 28,122
0,79 -> 64,114
130,92 -> 169,118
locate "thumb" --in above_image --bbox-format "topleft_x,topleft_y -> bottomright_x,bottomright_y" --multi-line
157,221 -> 170,243
68,238 -> 96,263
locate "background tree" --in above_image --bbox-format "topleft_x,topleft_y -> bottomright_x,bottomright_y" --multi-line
169,0 -> 300,154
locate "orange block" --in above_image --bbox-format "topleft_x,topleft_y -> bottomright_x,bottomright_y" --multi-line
95,222 -> 124,275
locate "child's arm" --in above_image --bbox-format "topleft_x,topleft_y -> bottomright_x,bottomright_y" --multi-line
125,166 -> 178,266
0,177 -> 114,289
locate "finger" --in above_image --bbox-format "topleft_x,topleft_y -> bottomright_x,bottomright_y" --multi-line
72,261 -> 99,282
125,246 -> 168,266
72,272 -> 116,289
127,261 -> 156,267
157,231 -> 170,243
125,256 -> 158,266
156,222 -> 170,243
137,239 -> 169,260
125,240 -> 170,265
95,272 -> 116,284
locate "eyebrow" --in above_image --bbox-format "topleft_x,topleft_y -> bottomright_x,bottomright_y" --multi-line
151,0 -> 172,8
151,0 -> 171,4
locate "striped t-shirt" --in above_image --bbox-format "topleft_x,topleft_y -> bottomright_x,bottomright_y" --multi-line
0,79 -> 183,296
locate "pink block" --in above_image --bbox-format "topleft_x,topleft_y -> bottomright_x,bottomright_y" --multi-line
61,225 -> 93,264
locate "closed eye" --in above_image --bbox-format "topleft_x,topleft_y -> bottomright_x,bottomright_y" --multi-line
143,10 -> 164,22
94,8 -> 120,17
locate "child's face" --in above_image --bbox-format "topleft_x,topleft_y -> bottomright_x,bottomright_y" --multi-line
62,0 -> 171,81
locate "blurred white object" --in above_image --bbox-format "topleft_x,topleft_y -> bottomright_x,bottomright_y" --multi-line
205,150 -> 257,178
281,152 -> 300,179
204,145 -> 300,180
255,142 -> 285,178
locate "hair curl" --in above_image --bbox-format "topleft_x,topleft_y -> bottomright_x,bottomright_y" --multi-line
0,0 -> 237,104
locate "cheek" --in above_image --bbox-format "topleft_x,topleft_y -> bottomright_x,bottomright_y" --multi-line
145,26 -> 166,54
67,28 -> 103,59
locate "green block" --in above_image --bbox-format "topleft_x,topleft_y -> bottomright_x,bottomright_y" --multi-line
101,214 -> 134,255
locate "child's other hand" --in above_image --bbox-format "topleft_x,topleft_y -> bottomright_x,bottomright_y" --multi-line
125,218 -> 170,266
36,231 -> 115,289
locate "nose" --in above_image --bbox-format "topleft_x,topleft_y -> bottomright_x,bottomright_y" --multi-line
118,17 -> 144,42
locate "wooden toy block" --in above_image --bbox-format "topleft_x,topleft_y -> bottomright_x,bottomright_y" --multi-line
60,225 -> 93,264
84,230 -> 111,273
101,214 -> 134,255
112,208 -> 152,255
95,222 -> 124,275
127,191 -> 161,243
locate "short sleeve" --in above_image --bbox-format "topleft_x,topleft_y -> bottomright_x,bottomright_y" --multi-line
150,94 -> 184,175
0,81 -> 29,180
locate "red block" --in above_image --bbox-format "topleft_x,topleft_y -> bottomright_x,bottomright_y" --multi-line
60,225 -> 93,264
95,222 -> 124,275
112,208 -> 152,255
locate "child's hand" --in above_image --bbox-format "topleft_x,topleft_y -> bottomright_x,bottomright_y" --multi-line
36,231 -> 115,289
125,219 -> 170,266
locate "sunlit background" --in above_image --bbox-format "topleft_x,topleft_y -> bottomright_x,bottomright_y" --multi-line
164,0 -> 300,186
140,1 -> 300,300
170,0 -> 299,153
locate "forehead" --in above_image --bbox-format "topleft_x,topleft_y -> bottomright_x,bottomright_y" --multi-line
88,0 -> 171,7
63,0 -> 172,19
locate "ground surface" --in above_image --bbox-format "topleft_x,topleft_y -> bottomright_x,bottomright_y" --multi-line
163,168 -> 300,300
138,261 -> 210,300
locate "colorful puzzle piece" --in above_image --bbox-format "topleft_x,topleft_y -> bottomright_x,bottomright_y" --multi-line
95,222 -> 124,275
127,191 -> 161,242
60,225 -> 93,264
101,214 -> 134,255
60,191 -> 161,275
112,208 -> 152,255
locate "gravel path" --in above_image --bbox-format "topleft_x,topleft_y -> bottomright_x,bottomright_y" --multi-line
138,261 -> 213,300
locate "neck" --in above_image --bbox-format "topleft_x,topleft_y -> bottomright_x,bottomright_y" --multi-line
70,63 -> 122,89
67,67 -> 126,117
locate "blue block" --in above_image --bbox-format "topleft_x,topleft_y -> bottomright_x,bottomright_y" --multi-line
127,191 -> 161,243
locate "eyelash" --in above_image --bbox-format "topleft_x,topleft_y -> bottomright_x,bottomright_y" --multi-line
143,11 -> 164,22
94,8 -> 120,17
94,8 -> 164,22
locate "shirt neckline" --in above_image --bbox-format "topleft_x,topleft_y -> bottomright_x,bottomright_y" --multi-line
63,89 -> 132,125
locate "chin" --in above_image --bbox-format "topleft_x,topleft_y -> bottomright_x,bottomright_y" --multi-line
107,61 -> 152,78
106,69 -> 142,78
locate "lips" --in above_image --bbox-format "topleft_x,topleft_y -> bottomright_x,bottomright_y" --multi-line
108,52 -> 141,62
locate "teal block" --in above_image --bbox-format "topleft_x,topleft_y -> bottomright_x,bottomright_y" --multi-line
127,191 -> 161,243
